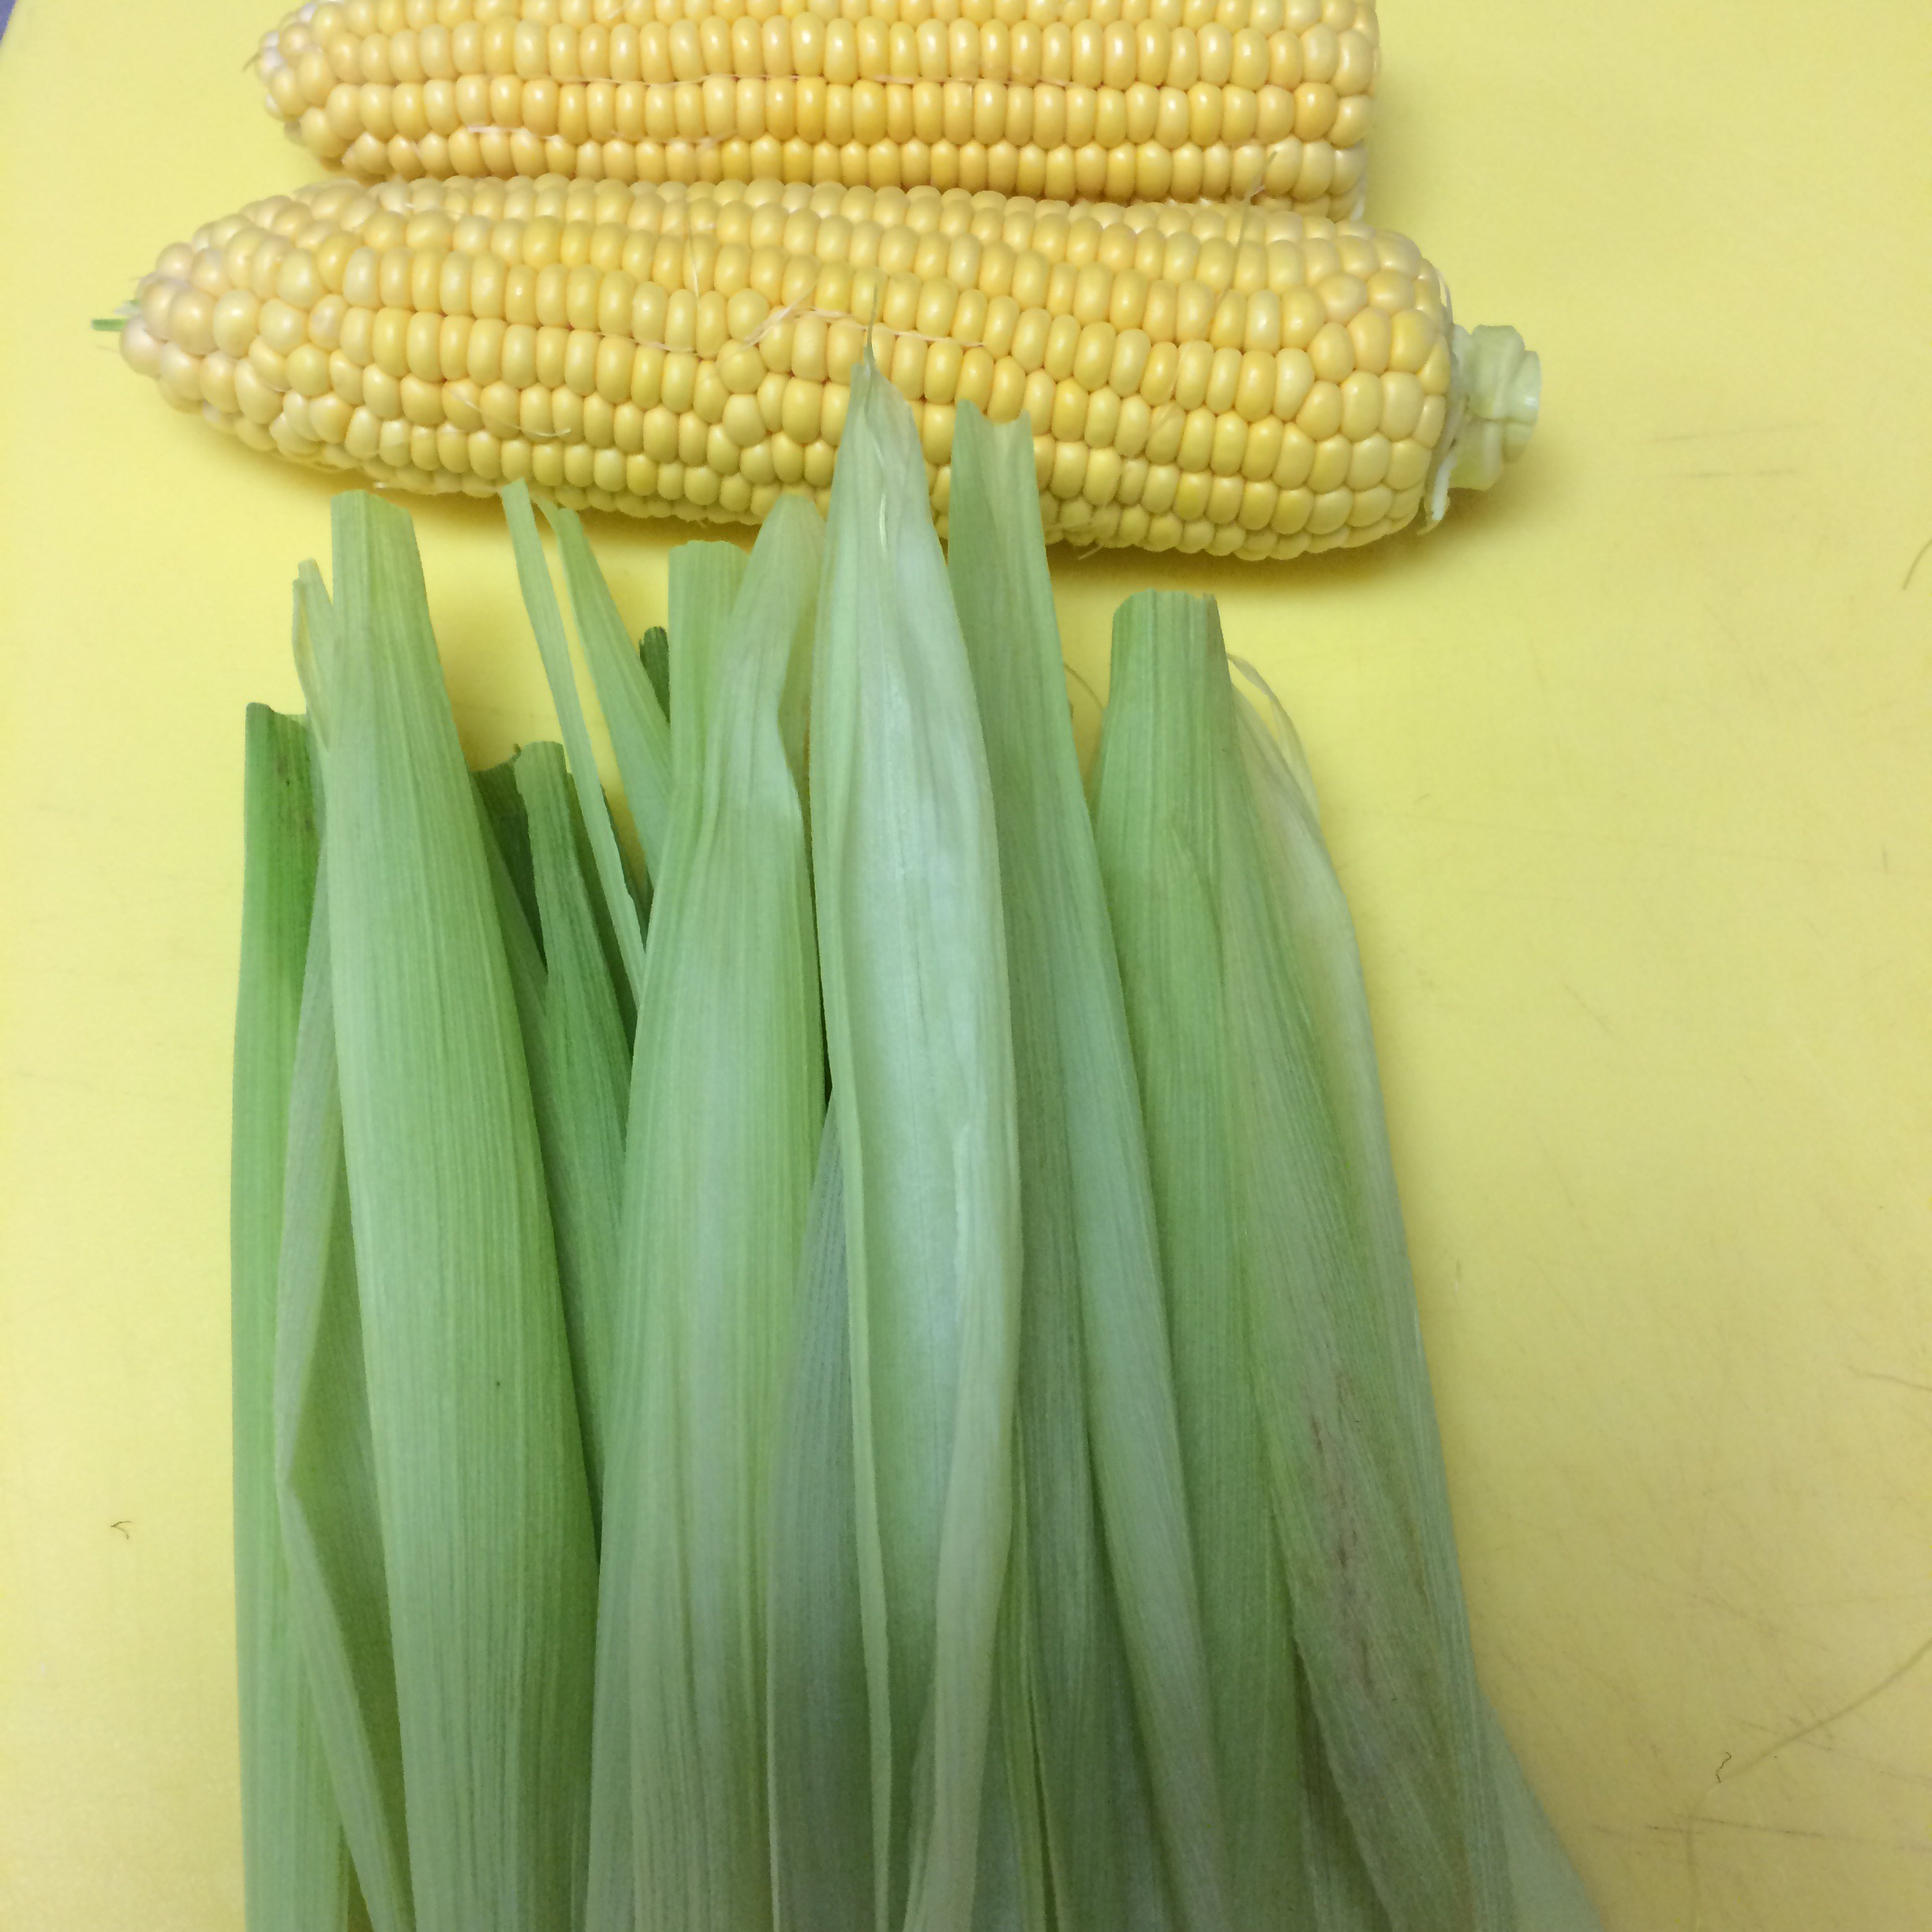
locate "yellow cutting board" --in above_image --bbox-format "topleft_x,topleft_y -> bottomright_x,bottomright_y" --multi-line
3,2 -> 1929,1926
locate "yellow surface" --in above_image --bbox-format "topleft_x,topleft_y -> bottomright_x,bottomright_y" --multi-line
2,3 -> 1929,1927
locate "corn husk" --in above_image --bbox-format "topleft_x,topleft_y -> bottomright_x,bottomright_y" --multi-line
1090,595 -> 1310,1932
514,742 -> 629,1518
273,849 -> 413,1932
304,492 -> 597,1932
1484,1703 -> 1605,1931
473,744 -> 629,1525
472,759 -> 539,939
811,358 -> 1022,1932
666,539 -> 748,779
231,702 -> 355,1932
639,624 -> 672,720
766,1114 -> 874,1932
946,406 -> 1230,1932
1218,665 -> 1511,1932
543,501 -> 675,882
1229,679 -> 1604,1932
587,497 -> 825,1932
1300,1670 -> 1392,1932
504,483 -> 647,998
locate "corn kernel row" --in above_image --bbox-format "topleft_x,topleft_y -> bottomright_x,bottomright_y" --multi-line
260,0 -> 1375,212
265,7 -> 1372,91
268,0 -> 1364,29
120,176 -> 1503,560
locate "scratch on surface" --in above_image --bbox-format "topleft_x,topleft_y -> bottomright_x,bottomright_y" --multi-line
1672,467 -> 1800,481
1850,1364 -> 1932,1398
1648,423 -> 1813,444
1557,976 -> 1617,1037
1687,1817 -> 1932,1850
1790,1732 -> 1932,1790
1686,1631 -> 1932,1926
1903,535 -> 1932,592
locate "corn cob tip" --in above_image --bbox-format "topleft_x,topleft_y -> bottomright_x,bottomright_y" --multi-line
1427,322 -> 1539,525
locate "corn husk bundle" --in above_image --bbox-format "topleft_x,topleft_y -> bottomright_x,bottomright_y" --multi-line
230,356 -> 1602,1932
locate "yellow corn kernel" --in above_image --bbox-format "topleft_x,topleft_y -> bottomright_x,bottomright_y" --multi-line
127,174 -> 1531,555
259,6 -> 1380,216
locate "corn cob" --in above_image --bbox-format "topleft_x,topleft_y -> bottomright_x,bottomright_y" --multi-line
256,0 -> 1376,217
119,175 -> 1537,560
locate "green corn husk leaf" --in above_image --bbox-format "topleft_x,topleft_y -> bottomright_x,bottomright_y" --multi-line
473,760 -> 540,944
1090,595 -> 1309,1932
666,541 -> 748,779
231,702 -> 356,1932
504,482 -> 647,1001
1229,683 -> 1604,1932
1482,1705 -> 1605,1932
1218,667 -> 1514,1932
767,1113 -> 874,1932
474,760 -> 548,1027
275,845 -> 414,1932
475,754 -> 657,1922
305,491 -> 597,1932
586,496 -> 825,1932
541,500 -> 674,881
1299,1661 -> 1392,1932
639,624 -> 672,720
947,404 -> 1230,1932
474,745 -> 629,1529
811,358 -> 1022,1932
512,741 -> 630,1520
972,1515 -> 1050,1932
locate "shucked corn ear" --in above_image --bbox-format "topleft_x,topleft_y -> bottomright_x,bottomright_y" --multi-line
122,174 -> 1537,560
257,0 -> 1377,218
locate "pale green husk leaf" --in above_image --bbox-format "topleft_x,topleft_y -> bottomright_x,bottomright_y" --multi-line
1090,593 -> 1309,1932
512,741 -> 629,1520
766,1114 -> 874,1932
274,850 -> 414,1932
231,701 -> 357,1932
504,481 -> 647,999
811,358 -> 1022,1932
1230,683 -> 1604,1932
947,404 -> 1229,1932
541,500 -> 674,880
590,496 -> 825,1932
666,539 -> 748,781
305,491 -> 598,1932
